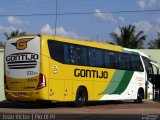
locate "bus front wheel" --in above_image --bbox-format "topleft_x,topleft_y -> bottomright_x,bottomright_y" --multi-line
75,87 -> 88,107
135,89 -> 144,103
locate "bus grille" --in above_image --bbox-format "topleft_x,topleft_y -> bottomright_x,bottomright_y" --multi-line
7,61 -> 37,69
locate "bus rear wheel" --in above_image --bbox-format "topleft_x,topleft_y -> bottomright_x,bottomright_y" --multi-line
75,87 -> 88,107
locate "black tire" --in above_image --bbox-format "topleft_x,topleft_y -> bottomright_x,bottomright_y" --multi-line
74,87 -> 88,107
135,89 -> 144,103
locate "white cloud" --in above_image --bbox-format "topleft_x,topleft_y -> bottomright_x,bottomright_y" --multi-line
155,17 -> 160,24
56,27 -> 78,39
41,24 -> 87,39
113,20 -> 160,47
7,16 -> 31,26
93,9 -> 117,24
6,26 -> 23,33
114,27 -> 121,36
148,0 -> 157,8
152,17 -> 160,33
0,26 -> 4,32
133,21 -> 152,34
118,17 -> 125,23
0,25 -> 23,34
137,0 -> 157,9
138,0 -> 146,9
41,24 -> 54,35
7,16 -> 23,25
93,9 -> 125,24
134,20 -> 160,43
113,21 -> 152,38
133,20 -> 159,46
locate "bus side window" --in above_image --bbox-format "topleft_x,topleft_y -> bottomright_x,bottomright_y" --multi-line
64,44 -> 69,64
48,40 -> 64,63
131,55 -> 143,72
118,53 -> 131,70
104,51 -> 110,68
95,49 -> 104,67
109,51 -> 118,69
81,47 -> 88,66
74,45 -> 82,65
68,45 -> 75,64
89,48 -> 96,66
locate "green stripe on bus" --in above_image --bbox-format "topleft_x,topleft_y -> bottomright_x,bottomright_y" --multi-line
112,71 -> 134,94
103,70 -> 125,94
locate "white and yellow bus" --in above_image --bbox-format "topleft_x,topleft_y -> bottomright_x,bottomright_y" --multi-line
4,35 -> 154,106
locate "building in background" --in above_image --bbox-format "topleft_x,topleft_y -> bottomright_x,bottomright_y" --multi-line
0,49 -> 5,101
137,49 -> 160,70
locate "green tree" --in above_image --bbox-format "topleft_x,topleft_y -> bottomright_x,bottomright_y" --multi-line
148,32 -> 160,49
110,25 -> 146,49
4,30 -> 26,39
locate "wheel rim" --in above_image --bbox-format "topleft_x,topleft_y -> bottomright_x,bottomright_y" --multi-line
77,91 -> 86,105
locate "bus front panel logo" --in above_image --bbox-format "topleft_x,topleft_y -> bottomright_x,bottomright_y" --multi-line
11,38 -> 32,50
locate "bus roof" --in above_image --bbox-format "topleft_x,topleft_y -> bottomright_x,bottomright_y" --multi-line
6,34 -> 149,57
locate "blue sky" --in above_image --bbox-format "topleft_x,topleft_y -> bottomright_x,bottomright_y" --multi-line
0,0 -> 160,47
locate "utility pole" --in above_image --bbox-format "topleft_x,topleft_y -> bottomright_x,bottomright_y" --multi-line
97,35 -> 99,41
55,0 -> 58,36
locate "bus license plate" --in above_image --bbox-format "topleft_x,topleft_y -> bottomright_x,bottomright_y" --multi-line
18,93 -> 26,97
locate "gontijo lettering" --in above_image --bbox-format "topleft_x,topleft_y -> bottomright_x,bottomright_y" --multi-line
74,68 -> 108,78
6,52 -> 39,69
6,53 -> 39,62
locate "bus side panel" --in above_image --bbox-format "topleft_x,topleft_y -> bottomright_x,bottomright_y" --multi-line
99,71 -> 145,101
64,79 -> 73,101
48,60 -> 65,101
122,71 -> 145,100
93,69 -> 116,100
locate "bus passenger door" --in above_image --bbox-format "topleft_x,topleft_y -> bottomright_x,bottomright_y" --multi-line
145,62 -> 154,99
